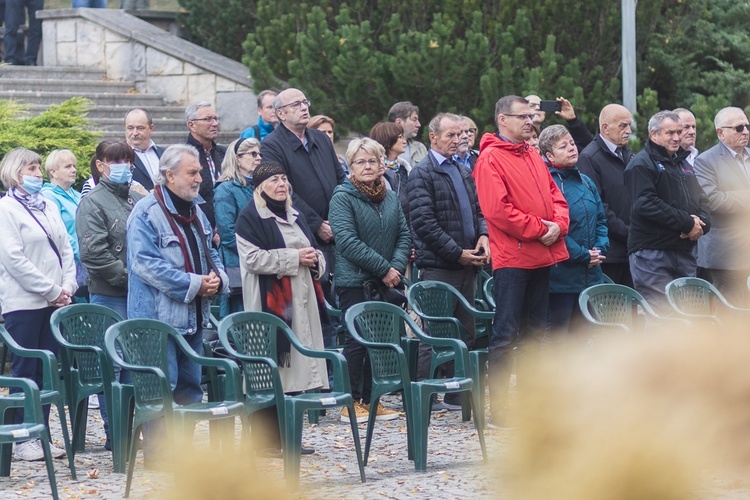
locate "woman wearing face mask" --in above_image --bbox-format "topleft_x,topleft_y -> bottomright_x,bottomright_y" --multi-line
0,148 -> 77,461
214,137 -> 262,316
75,141 -> 145,449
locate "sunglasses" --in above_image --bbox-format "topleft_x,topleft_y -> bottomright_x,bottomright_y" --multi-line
238,151 -> 261,158
721,124 -> 750,133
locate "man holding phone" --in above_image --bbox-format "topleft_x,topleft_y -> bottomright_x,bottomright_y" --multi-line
526,94 -> 593,151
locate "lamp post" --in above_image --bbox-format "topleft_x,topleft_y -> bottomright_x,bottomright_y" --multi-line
622,0 -> 637,115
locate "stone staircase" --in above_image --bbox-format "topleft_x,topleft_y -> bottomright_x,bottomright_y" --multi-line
0,65 -> 240,146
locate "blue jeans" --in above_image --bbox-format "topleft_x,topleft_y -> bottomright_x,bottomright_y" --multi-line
89,293 -> 127,320
89,294 -> 129,438
71,0 -> 107,6
4,0 -> 43,65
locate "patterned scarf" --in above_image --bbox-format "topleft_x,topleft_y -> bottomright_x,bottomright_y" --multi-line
350,176 -> 387,204
7,186 -> 46,211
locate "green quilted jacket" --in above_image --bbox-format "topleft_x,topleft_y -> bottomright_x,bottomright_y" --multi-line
329,180 -> 411,288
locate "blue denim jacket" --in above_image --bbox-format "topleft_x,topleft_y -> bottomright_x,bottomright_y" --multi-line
126,191 -> 229,335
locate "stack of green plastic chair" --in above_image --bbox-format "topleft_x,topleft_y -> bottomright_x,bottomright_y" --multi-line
665,277 -> 750,328
50,304 -> 134,473
0,377 -> 60,499
219,311 -> 365,489
104,319 -> 245,498
346,301 -> 487,471
0,325 -> 76,480
407,280 -> 492,424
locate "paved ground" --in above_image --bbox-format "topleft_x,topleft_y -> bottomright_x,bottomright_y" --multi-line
2,389 -> 750,499
0,393 -> 509,499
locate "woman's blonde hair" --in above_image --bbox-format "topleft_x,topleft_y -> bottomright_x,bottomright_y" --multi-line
253,179 -> 293,209
219,137 -> 261,185
345,137 -> 385,166
44,149 -> 77,177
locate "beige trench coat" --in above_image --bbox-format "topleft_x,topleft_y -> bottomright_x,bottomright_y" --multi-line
236,199 -> 329,393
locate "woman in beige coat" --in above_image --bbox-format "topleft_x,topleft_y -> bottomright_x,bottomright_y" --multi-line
234,161 -> 327,455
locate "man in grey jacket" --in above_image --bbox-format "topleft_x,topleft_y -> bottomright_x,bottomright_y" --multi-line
694,106 -> 750,306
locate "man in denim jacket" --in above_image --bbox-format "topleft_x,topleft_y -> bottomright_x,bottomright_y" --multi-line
127,145 -> 229,464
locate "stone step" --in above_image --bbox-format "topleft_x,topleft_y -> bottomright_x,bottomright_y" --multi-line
0,78 -> 136,93
0,90 -> 165,106
0,65 -> 107,80
27,104 -> 187,120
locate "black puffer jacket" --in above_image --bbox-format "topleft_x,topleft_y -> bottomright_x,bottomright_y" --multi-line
408,151 -> 488,270
624,140 -> 711,254
577,134 -> 634,263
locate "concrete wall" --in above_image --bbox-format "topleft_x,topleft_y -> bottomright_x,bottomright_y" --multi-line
38,8 -> 255,132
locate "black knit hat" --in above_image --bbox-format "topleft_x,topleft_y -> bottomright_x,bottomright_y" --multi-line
253,161 -> 287,187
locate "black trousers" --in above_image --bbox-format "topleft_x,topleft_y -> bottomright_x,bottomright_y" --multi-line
336,286 -> 372,404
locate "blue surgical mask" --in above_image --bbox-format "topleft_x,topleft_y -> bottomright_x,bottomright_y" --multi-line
21,175 -> 43,194
107,163 -> 133,185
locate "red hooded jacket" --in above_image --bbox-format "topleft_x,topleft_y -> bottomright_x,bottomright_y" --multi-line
473,133 -> 570,270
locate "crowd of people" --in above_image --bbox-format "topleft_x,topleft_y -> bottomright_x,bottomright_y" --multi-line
1,87 -> 747,460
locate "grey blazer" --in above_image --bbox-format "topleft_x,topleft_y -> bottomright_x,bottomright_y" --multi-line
693,142 -> 750,270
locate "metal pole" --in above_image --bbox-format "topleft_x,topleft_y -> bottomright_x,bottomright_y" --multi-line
622,0 -> 637,115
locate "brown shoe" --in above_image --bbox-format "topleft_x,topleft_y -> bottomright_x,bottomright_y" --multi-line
366,402 -> 400,421
340,401 -> 369,423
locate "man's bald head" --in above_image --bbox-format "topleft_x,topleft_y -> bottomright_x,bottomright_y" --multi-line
599,104 -> 633,147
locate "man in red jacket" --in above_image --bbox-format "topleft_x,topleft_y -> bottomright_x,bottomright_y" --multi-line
473,95 -> 570,427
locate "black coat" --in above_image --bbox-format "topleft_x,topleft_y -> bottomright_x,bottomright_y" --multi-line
186,133 -> 226,228
407,151 -> 488,270
260,123 -> 345,238
131,145 -> 165,191
577,134 -> 634,263
624,141 -> 711,254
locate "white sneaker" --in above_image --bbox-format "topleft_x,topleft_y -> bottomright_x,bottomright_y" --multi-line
88,394 -> 100,409
14,439 -> 45,461
48,441 -> 67,459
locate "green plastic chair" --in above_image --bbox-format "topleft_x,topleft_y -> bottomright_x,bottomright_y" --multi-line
579,284 -> 689,335
0,325 -> 76,480
217,312 -> 287,451
346,301 -> 487,471
474,270 -> 492,311
483,276 -> 495,310
50,304 -> 134,473
104,319 -> 245,498
407,280 -> 492,423
219,311 -> 365,489
0,377 -> 60,499
665,277 -> 750,327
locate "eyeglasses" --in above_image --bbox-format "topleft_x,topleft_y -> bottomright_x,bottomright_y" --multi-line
721,124 -> 750,133
191,116 -> 220,123
504,114 -> 536,122
351,158 -> 380,167
279,99 -> 311,110
238,151 -> 261,158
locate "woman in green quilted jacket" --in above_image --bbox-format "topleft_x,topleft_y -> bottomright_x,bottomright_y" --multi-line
329,137 -> 411,424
